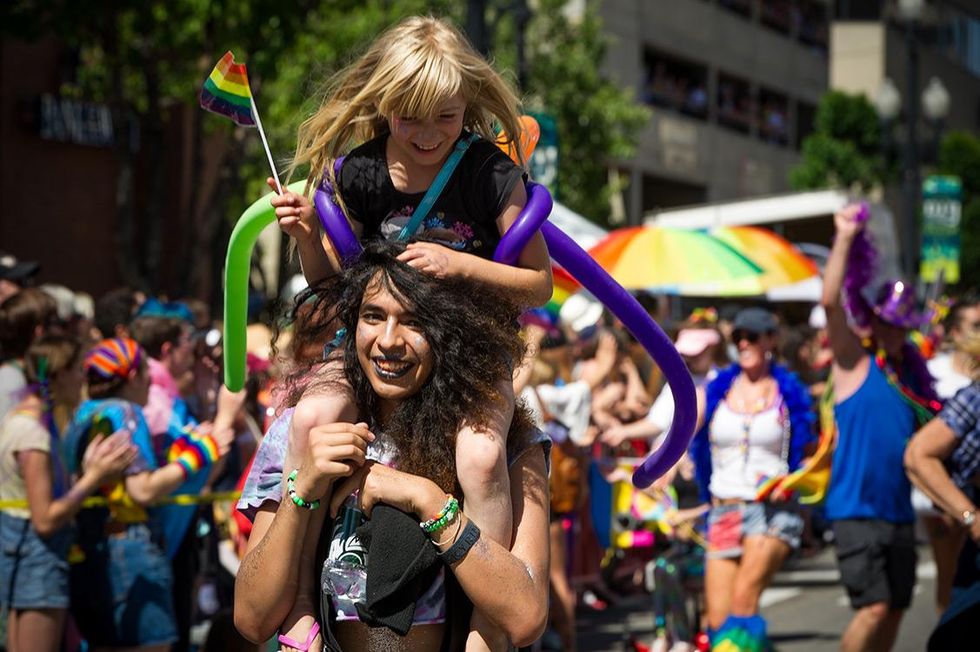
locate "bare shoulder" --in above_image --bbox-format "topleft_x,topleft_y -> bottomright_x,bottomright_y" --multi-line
831,355 -> 870,403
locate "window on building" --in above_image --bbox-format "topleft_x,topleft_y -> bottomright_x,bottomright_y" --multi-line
796,101 -> 817,149
758,88 -> 790,146
642,174 -> 707,214
719,0 -> 752,19
643,49 -> 709,120
937,4 -> 980,78
761,0 -> 795,36
834,0 -> 882,21
798,0 -> 829,54
717,72 -> 754,134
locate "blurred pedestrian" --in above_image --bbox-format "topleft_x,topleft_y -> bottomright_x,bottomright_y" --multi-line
0,288 -> 57,420
0,252 -> 39,304
929,295 -> 980,400
821,204 -> 940,652
130,313 -> 240,651
0,335 -> 136,652
63,338 -> 222,650
94,287 -> 142,340
688,307 -> 815,650
905,329 -> 980,651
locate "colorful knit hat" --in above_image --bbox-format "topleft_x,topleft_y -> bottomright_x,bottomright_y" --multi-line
85,338 -> 144,379
872,279 -> 924,329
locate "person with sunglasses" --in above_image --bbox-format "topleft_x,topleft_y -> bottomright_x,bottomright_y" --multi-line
688,307 -> 815,650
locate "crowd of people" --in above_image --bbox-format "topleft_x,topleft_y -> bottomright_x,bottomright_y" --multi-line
1,13 -> 979,652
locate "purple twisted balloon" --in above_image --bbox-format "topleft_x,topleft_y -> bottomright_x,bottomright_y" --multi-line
494,183 -> 697,488
314,180 -> 697,488
313,157 -> 363,264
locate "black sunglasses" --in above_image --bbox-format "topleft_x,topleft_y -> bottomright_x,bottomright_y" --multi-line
732,330 -> 761,344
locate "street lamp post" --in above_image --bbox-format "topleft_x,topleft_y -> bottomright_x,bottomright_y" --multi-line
902,8 -> 921,283
874,0 -> 951,284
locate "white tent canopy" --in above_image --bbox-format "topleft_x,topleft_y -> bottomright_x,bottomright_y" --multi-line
548,201 -> 608,251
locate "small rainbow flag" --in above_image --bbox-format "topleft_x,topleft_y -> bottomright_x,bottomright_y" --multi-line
200,51 -> 282,192
200,51 -> 256,127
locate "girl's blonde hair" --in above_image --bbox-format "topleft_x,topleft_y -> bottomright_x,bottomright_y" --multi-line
289,16 -> 524,192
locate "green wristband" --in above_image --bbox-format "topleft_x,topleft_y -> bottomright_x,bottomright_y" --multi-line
286,469 -> 320,511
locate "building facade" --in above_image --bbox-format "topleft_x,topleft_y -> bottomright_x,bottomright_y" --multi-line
599,0 -> 831,224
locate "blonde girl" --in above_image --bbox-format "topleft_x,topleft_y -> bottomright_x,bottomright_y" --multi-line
266,15 -> 552,652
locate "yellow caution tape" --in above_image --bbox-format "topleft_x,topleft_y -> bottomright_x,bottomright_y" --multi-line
0,490 -> 242,511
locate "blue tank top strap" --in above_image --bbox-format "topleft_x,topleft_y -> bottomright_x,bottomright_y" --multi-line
396,133 -> 480,241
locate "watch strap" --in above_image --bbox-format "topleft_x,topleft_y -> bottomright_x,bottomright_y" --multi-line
438,518 -> 481,565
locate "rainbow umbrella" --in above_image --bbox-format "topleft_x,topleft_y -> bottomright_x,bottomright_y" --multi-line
710,225 -> 819,294
588,226 -> 763,294
521,264 -> 579,333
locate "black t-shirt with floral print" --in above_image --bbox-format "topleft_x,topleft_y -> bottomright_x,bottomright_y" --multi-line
337,131 -> 525,261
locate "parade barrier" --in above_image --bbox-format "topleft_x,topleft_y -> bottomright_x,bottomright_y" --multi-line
0,490 -> 242,511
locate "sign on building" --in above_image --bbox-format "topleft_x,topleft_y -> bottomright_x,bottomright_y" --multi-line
920,175 -> 962,284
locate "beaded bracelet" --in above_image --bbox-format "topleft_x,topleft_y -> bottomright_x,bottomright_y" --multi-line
286,469 -> 320,510
420,496 -> 459,533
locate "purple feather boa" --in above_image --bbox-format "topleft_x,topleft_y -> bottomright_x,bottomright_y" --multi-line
841,204 -> 876,329
838,204 -> 938,404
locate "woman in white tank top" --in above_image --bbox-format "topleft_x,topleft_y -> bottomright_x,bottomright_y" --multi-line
689,308 -> 815,650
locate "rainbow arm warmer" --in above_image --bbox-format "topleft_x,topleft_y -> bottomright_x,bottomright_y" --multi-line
169,427 -> 220,479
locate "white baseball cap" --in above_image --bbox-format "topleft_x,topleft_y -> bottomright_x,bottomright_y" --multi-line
559,292 -> 603,335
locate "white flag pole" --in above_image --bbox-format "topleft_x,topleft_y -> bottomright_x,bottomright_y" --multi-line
249,95 -> 283,194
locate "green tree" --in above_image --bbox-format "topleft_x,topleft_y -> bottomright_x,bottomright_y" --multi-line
488,0 -> 649,224
790,90 -> 887,193
4,0 -> 643,301
937,130 -> 980,289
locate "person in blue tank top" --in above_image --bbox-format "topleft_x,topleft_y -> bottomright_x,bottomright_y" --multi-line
822,204 -> 940,652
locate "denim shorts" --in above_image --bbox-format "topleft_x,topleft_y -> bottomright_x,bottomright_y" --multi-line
0,512 -> 72,610
70,523 -> 177,647
706,501 -> 803,559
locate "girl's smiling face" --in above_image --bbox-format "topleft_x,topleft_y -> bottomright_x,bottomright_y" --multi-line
388,93 -> 466,171
355,274 -> 434,417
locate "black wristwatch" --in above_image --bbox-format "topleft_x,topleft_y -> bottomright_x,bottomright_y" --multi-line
439,519 -> 481,565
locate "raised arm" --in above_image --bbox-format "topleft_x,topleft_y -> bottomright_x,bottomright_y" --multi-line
821,204 -> 868,373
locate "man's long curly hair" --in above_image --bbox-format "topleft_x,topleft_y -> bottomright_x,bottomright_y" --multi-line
280,240 -> 533,495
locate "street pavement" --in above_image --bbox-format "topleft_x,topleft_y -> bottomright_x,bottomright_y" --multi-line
577,546 -> 939,651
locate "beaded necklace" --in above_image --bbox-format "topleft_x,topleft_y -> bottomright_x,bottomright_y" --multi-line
731,375 -> 776,465
873,349 -> 942,426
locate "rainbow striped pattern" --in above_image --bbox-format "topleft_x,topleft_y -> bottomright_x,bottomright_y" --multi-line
169,427 -> 220,479
85,338 -> 143,379
200,51 -> 256,127
755,383 -> 835,505
711,614 -> 770,652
